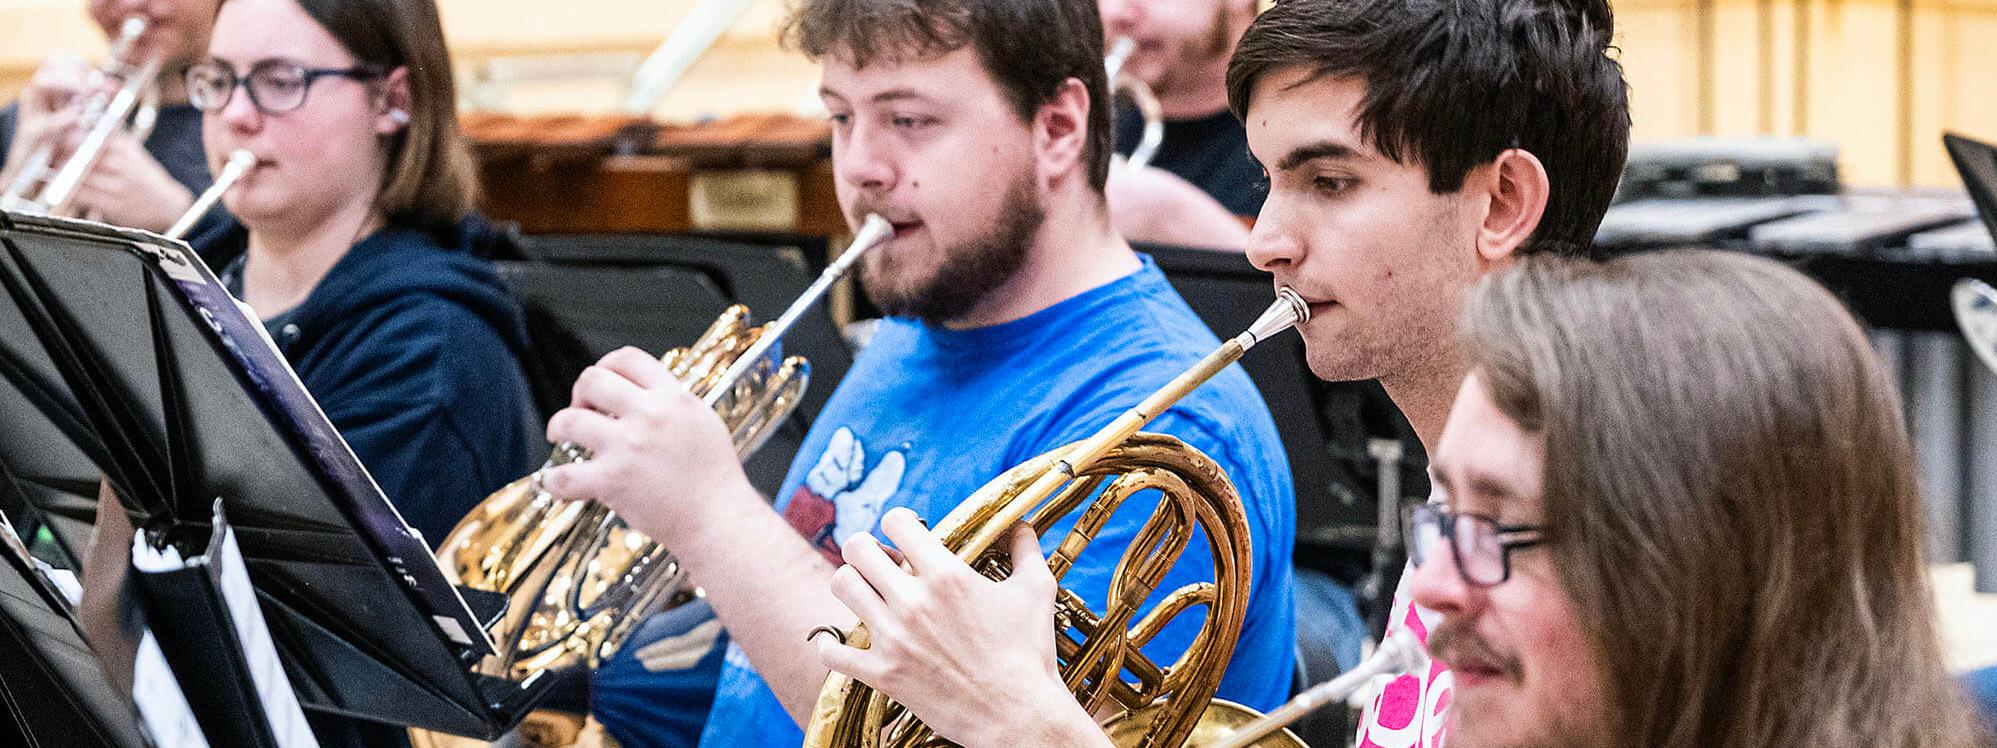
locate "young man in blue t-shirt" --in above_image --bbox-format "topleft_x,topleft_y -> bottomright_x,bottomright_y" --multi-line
808,0 -> 1636,746
543,0 -> 1297,745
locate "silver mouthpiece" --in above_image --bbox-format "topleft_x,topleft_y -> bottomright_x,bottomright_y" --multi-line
1208,626 -> 1426,748
1236,287 -> 1309,350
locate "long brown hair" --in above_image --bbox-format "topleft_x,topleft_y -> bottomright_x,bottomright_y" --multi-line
1463,250 -> 1990,746
237,0 -> 479,227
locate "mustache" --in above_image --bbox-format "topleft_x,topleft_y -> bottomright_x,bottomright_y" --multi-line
846,197 -> 913,225
1427,618 -> 1520,677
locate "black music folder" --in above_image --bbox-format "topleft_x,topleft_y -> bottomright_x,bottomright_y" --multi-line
0,210 -> 546,738
130,500 -> 318,748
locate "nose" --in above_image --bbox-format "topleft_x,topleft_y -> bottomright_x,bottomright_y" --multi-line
834,118 -> 898,196
214,78 -> 263,132
1245,200 -> 1304,272
1408,536 -> 1478,617
1101,0 -> 1142,35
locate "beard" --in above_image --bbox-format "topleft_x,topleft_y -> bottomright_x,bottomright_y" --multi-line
857,175 -> 1044,326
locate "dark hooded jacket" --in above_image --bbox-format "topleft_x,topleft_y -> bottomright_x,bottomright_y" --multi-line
203,217 -> 542,548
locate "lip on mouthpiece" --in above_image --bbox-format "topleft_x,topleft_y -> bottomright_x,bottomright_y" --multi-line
1239,287 -> 1309,349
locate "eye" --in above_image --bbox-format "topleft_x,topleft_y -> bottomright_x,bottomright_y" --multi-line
827,112 -> 852,127
890,114 -> 935,131
1313,175 -> 1356,195
258,71 -> 306,95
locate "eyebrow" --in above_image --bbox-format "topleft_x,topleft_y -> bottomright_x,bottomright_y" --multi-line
1272,141 -> 1364,172
205,54 -> 315,71
1429,463 -> 1520,514
818,87 -> 935,106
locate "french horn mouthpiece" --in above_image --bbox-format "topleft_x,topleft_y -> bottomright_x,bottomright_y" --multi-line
1239,287 -> 1309,350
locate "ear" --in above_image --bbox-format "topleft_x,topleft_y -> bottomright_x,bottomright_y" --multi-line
1473,148 -> 1550,264
373,66 -> 412,136
1033,77 -> 1091,188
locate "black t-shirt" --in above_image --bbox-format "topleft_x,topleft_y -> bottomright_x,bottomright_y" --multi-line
1114,104 -> 1266,217
0,99 -> 213,195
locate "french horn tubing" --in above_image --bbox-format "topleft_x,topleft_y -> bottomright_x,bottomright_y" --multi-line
434,214 -> 894,683
803,289 -> 1308,748
1105,37 -> 1163,173
1192,628 -> 1425,748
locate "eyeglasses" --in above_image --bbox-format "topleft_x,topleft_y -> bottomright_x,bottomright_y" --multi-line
1403,502 -> 1546,587
185,60 -> 384,115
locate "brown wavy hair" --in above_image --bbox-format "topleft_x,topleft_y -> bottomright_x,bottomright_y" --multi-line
780,0 -> 1113,193
1462,250 -> 1991,746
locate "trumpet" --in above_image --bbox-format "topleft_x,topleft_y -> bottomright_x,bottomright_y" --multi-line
433,214 -> 895,684
1106,37 -> 1163,173
165,149 -> 255,241
0,17 -> 162,217
805,289 -> 1308,748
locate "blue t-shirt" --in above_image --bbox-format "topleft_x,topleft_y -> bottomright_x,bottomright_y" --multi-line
698,256 -> 1296,746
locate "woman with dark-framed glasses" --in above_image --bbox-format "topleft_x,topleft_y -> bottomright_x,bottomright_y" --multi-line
1404,250 -> 1989,748
185,13 -> 539,739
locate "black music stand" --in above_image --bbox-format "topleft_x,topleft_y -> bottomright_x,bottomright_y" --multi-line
0,511 -> 149,748
1945,132 -> 1997,246
0,210 -> 546,739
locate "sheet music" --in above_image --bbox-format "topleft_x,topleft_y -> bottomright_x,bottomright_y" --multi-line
132,631 -> 212,748
132,526 -> 321,748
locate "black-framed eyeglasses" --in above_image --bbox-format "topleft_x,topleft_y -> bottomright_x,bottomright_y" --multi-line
185,60 -> 385,115
1403,502 -> 1546,588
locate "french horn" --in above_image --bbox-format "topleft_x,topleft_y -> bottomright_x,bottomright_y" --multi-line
1106,37 -> 1163,173
1190,628 -> 1424,748
1,16 -> 162,217
434,214 -> 894,684
803,289 -> 1312,748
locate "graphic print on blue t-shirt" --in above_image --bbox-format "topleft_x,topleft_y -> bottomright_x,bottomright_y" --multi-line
784,427 -> 907,564
696,257 -> 1296,748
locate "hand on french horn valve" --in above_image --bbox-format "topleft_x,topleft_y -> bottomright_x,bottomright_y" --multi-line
815,508 -> 1102,748
540,345 -> 758,544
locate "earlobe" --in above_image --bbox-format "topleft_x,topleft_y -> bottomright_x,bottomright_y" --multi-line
1476,148 -> 1550,263
375,66 -> 413,135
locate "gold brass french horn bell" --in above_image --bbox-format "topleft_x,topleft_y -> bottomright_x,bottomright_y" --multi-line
803,290 -> 1317,748
434,215 -> 895,683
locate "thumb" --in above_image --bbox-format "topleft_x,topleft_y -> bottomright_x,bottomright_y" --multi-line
1003,522 -> 1052,585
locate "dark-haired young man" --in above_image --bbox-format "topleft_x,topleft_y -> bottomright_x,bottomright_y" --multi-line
809,0 -> 1631,744
544,0 -> 1299,746
1225,0 -> 1627,739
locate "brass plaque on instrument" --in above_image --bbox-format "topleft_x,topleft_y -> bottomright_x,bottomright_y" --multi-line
690,169 -> 800,231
